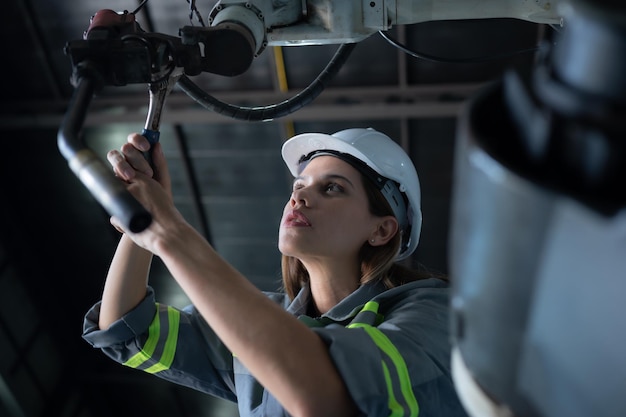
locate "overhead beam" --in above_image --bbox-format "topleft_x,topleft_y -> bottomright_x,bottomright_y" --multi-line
0,83 -> 483,129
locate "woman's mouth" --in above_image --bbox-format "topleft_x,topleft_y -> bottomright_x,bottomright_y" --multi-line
283,209 -> 311,227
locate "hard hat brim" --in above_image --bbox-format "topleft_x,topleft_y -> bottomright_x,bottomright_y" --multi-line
282,133 -> 380,178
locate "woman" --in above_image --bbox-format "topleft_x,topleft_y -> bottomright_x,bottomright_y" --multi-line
82,127 -> 467,417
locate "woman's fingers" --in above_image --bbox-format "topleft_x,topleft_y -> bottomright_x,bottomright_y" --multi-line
106,133 -> 156,181
127,132 -> 151,151
122,134 -> 154,177
107,149 -> 135,180
109,216 -> 126,234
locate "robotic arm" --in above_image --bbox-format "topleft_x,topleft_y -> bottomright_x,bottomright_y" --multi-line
208,0 -> 562,52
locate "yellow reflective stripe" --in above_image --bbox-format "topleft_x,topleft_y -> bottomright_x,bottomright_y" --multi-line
348,300 -> 419,417
349,323 -> 419,416
124,305 -> 161,368
361,301 -> 380,313
382,360 -> 404,417
144,306 -> 180,374
123,304 -> 181,374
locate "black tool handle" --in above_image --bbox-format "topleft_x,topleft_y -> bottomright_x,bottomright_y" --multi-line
140,128 -> 160,167
58,72 -> 152,233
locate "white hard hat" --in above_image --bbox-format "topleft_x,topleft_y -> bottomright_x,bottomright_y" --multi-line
281,128 -> 422,259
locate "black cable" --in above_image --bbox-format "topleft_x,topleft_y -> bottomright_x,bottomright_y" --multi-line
132,0 -> 149,15
186,0 -> 206,26
178,42 -> 357,121
121,34 -> 157,55
378,30 -> 539,64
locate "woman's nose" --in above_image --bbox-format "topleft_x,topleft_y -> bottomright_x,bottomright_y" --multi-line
290,187 -> 308,208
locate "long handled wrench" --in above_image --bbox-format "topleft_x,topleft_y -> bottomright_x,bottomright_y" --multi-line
141,66 -> 184,165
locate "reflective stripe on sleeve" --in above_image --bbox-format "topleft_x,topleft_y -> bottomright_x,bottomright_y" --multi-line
123,303 -> 180,374
348,301 -> 419,417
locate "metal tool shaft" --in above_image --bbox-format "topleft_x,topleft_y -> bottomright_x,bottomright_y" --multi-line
142,67 -> 184,164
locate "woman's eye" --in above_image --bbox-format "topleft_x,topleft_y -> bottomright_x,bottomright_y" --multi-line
325,183 -> 343,193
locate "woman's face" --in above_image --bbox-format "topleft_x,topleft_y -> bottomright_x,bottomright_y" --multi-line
278,156 -> 381,261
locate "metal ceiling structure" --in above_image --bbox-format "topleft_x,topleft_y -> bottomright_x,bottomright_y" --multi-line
0,0 -> 551,416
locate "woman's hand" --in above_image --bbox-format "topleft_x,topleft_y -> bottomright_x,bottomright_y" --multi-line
107,133 -> 169,188
106,133 -> 185,254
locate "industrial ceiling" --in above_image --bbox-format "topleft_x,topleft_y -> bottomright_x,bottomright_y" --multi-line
0,0 -> 550,416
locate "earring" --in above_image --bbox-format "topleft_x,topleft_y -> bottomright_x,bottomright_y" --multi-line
370,239 -> 375,243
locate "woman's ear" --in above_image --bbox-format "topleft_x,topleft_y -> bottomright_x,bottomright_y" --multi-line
369,216 -> 399,246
